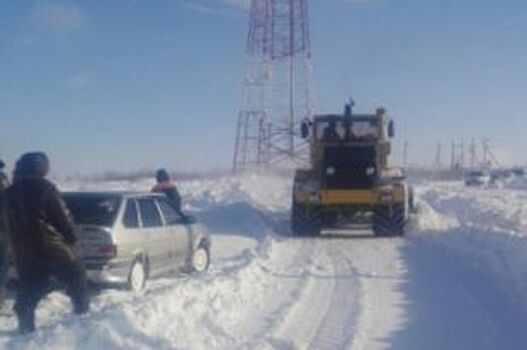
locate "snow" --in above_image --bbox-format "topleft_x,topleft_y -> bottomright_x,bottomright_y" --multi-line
2,174 -> 527,349
414,182 -> 527,313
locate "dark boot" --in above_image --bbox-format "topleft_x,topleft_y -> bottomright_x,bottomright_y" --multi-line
73,298 -> 90,315
0,286 -> 5,309
71,278 -> 90,315
18,317 -> 35,334
14,304 -> 35,334
56,259 -> 90,315
14,270 -> 48,334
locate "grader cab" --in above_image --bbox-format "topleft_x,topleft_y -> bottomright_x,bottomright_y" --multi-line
292,103 -> 411,236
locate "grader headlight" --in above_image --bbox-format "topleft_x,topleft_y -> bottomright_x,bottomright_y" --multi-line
366,166 -> 376,176
295,179 -> 321,203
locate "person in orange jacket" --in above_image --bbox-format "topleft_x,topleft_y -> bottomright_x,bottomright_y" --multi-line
152,169 -> 183,215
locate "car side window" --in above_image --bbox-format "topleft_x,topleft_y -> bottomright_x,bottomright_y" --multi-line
156,198 -> 182,225
138,198 -> 163,228
123,199 -> 139,228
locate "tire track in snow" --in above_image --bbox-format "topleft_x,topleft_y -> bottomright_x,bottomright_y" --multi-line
233,237 -> 317,349
256,241 -> 336,349
254,238 -> 361,350
307,241 -> 360,350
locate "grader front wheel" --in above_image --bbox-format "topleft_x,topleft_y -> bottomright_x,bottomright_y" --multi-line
291,201 -> 322,236
372,204 -> 405,237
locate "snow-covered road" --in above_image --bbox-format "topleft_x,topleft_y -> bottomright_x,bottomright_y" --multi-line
1,175 -> 527,349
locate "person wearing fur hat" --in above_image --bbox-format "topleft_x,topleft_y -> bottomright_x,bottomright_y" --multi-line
6,152 -> 89,333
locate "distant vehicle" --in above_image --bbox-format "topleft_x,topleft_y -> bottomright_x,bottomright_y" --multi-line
464,171 -> 491,187
63,192 -> 211,291
511,167 -> 525,177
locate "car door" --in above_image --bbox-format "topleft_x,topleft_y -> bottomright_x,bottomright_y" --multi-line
155,197 -> 190,265
137,197 -> 169,275
120,198 -> 144,262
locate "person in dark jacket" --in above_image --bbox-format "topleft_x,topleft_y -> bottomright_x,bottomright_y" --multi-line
0,160 -> 8,189
0,160 -> 9,310
152,168 -> 183,214
6,152 -> 89,333
322,120 -> 341,142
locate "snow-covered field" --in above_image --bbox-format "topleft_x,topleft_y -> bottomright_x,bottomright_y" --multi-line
2,174 -> 527,349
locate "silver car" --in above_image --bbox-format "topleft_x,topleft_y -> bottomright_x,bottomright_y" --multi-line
63,192 -> 211,291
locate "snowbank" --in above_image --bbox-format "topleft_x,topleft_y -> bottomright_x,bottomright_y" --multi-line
501,175 -> 527,191
414,182 -> 527,308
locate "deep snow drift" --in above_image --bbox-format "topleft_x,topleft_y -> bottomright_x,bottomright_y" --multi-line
1,174 -> 527,349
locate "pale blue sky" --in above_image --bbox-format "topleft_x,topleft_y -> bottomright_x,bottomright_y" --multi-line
1,0 -> 527,176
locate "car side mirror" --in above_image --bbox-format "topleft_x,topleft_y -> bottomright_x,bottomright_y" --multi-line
388,120 -> 395,138
177,215 -> 195,225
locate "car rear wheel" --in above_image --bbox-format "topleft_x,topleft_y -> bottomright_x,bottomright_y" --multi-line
127,260 -> 147,291
189,245 -> 210,273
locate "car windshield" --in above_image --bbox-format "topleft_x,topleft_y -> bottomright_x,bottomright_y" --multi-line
63,194 -> 122,227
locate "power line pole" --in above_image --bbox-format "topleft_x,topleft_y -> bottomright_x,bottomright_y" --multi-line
460,140 -> 465,171
482,137 -> 490,169
461,140 -> 465,171
470,138 -> 477,169
450,140 -> 455,170
434,142 -> 442,170
403,140 -> 408,168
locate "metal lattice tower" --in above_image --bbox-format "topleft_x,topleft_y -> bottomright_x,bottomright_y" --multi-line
233,0 -> 314,174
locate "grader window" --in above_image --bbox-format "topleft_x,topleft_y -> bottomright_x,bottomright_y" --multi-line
316,118 -> 379,142
351,121 -> 378,138
316,121 -> 346,142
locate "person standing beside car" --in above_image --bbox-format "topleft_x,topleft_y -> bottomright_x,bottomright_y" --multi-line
0,160 -> 8,189
0,160 -> 9,310
6,152 -> 89,333
152,168 -> 184,215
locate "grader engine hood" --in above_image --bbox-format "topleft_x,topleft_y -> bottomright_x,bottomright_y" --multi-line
322,145 -> 377,189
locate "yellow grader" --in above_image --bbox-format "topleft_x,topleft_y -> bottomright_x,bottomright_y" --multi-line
292,102 -> 412,236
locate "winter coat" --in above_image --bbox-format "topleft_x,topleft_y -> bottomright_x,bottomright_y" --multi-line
0,173 -> 8,192
0,174 -> 8,283
152,181 -> 182,213
6,177 -> 77,274
0,177 -> 7,244
0,171 -> 8,244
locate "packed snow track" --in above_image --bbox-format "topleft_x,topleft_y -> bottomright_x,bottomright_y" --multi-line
2,175 -> 527,349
